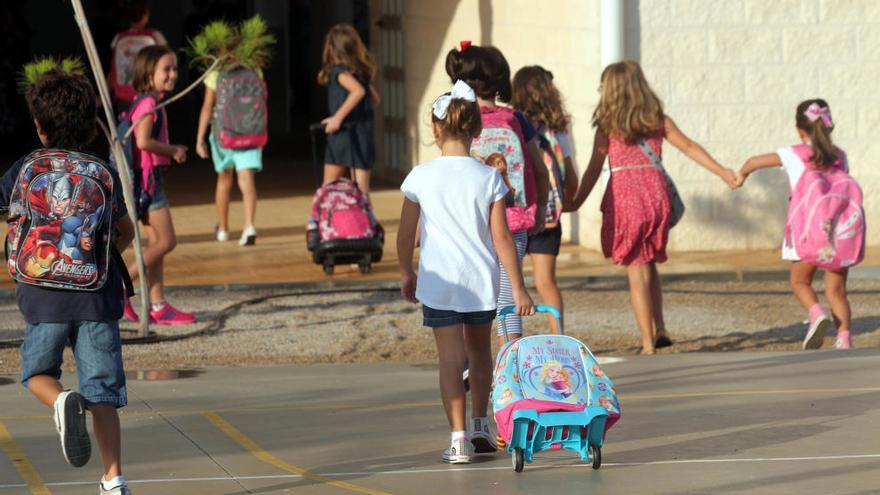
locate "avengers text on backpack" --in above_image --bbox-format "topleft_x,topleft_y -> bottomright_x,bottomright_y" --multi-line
307,178 -> 383,274
109,29 -> 160,104
6,150 -> 114,291
537,130 -> 566,228
471,106 -> 537,232
109,94 -> 162,219
213,68 -> 268,149
784,144 -> 865,271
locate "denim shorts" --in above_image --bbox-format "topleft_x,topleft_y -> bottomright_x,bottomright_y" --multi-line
147,171 -> 169,212
20,321 -> 127,408
422,305 -> 496,328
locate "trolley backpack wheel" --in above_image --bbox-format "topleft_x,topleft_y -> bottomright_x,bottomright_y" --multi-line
358,254 -> 372,274
589,445 -> 601,469
513,447 -> 524,472
323,255 -> 335,275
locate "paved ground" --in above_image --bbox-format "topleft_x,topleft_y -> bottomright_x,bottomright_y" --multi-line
1,351 -> 878,495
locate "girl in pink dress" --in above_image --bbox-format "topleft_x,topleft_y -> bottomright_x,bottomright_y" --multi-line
571,61 -> 737,354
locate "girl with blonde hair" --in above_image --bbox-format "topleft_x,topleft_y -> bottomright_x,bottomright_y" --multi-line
571,61 -> 737,354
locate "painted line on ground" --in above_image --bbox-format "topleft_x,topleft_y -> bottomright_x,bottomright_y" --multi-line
0,420 -> 51,495
1,452 -> 878,490
2,386 -> 879,422
201,410 -> 393,495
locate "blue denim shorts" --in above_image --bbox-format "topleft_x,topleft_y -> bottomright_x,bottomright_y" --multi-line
147,171 -> 169,212
20,321 -> 127,408
422,305 -> 496,328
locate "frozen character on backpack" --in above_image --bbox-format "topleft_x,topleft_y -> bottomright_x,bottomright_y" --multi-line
318,24 -> 381,195
397,80 -> 535,464
194,16 -> 273,246
511,65 -> 579,335
445,42 -> 550,345
569,61 -> 738,355
307,178 -> 383,275
736,99 -> 865,350
120,45 -> 195,325
108,0 -> 167,116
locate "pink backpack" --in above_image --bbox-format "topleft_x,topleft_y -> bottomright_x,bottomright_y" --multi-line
109,29 -> 160,104
311,179 -> 378,242
213,68 -> 268,149
471,107 -> 537,232
784,145 -> 865,270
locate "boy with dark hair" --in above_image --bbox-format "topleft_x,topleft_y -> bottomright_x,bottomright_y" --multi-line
1,69 -> 136,495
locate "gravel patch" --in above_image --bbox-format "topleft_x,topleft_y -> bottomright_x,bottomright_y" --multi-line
1,278 -> 878,373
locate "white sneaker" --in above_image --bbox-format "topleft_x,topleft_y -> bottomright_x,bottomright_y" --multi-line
216,229 -> 229,242
53,391 -> 91,467
99,480 -> 132,495
803,312 -> 831,350
239,226 -> 257,246
442,437 -> 474,464
470,417 -> 498,453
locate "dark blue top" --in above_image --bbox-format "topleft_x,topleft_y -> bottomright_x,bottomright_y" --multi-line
327,64 -> 373,122
514,111 -> 537,143
0,153 -> 128,324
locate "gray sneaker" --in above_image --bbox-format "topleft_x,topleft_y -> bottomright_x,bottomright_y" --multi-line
99,481 -> 132,495
53,391 -> 91,467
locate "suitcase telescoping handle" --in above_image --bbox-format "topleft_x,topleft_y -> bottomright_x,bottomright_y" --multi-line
498,305 -> 563,342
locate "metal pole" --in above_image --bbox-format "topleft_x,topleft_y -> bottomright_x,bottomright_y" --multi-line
69,0 -> 151,337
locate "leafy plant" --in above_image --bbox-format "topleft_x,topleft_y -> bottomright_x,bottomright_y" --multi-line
187,15 -> 275,72
18,56 -> 86,94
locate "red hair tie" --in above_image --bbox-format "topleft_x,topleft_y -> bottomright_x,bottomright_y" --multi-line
459,40 -> 471,52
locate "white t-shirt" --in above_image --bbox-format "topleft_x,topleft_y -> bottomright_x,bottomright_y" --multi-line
400,156 -> 509,312
776,146 -> 849,260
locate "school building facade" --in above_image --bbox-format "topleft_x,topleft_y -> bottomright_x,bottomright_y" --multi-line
368,0 -> 880,252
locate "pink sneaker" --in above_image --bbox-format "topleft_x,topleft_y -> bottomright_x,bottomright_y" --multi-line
123,299 -> 139,322
803,311 -> 831,350
834,331 -> 853,350
149,303 -> 196,325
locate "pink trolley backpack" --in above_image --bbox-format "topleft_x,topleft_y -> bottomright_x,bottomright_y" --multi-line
492,306 -> 620,472
306,178 -> 383,274
784,145 -> 865,270
471,106 -> 537,232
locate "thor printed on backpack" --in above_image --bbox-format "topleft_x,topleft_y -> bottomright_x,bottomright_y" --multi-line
6,150 -> 114,291
213,69 -> 268,149
784,144 -> 865,271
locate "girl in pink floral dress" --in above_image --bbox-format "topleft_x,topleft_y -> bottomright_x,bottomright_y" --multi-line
571,61 -> 737,354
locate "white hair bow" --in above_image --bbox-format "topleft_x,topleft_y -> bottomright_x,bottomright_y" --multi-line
432,80 -> 477,119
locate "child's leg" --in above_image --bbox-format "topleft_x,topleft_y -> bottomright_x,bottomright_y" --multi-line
73,320 -> 126,479
323,163 -> 347,184
215,170 -> 234,232
433,324 -> 467,432
90,406 -> 121,481
496,231 -> 529,345
824,268 -> 851,332
531,253 -> 562,333
463,323 -> 493,418
140,207 -> 177,305
354,168 -> 372,195
27,375 -> 63,407
626,263 -> 656,353
790,261 -> 820,311
649,263 -> 670,342
237,169 -> 258,229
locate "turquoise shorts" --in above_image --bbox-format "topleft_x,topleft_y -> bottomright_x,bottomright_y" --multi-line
209,133 -> 263,173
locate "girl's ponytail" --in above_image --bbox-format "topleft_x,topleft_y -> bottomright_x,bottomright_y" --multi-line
796,99 -> 837,168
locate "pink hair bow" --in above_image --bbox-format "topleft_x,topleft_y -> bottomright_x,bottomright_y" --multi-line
804,102 -> 833,127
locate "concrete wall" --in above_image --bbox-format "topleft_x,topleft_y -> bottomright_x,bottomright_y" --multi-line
400,0 -> 879,252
